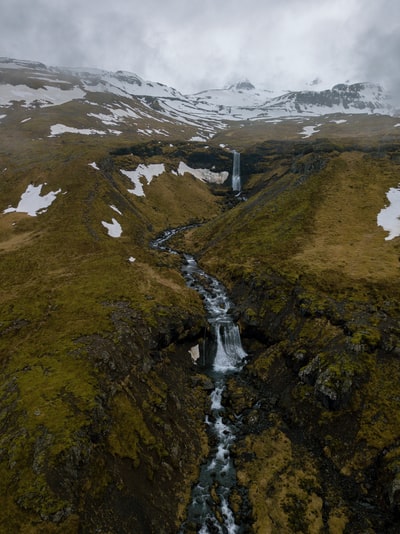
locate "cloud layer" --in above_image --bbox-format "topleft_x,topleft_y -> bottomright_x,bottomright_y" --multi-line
2,0 -> 400,94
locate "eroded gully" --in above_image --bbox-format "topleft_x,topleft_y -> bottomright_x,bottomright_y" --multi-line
152,227 -> 250,533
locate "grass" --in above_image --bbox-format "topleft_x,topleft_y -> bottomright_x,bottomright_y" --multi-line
292,151 -> 400,281
108,393 -> 159,467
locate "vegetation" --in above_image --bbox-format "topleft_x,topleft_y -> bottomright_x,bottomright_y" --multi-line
3,91 -> 400,532
180,136 -> 400,532
0,133 -> 221,531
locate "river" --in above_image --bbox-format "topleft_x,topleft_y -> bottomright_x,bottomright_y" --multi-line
152,227 -> 248,533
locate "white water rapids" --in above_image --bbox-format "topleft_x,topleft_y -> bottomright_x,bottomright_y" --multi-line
152,227 -> 248,533
182,254 -> 246,372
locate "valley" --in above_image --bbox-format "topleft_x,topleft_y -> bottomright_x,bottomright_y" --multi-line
1,58 -> 400,532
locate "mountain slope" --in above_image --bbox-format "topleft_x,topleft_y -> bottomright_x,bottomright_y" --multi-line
0,120 -> 232,530
181,138 -> 400,532
2,58 -> 400,532
0,57 -> 397,145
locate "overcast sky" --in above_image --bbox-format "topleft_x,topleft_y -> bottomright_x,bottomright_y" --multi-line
1,0 -> 400,95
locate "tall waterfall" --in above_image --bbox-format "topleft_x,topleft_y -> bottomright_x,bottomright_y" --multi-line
232,150 -> 241,192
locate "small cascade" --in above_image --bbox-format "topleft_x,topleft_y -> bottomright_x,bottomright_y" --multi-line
232,150 -> 241,192
181,253 -> 246,372
214,321 -> 246,372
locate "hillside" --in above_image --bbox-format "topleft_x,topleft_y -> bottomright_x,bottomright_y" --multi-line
180,138 -> 400,532
2,59 -> 400,532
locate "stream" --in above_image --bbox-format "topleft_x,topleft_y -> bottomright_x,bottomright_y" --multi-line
152,227 -> 248,533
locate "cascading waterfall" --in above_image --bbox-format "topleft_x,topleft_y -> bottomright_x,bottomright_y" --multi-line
232,150 -> 241,192
181,253 -> 247,373
151,228 -> 248,533
180,253 -> 247,533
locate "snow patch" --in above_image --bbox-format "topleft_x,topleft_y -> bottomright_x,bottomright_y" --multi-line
88,112 -> 119,126
121,163 -> 166,196
189,136 -> 207,142
137,128 -> 169,136
177,162 -> 228,184
0,84 -> 85,108
88,162 -> 100,170
110,204 -> 122,215
330,119 -> 347,124
87,104 -> 139,126
137,129 -> 153,136
49,124 -> 106,136
377,186 -> 400,240
189,345 -> 200,364
3,183 -> 61,216
128,256 -> 136,263
102,218 -> 122,238
300,124 -> 321,138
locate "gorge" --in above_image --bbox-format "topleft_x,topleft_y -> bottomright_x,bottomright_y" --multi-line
2,58 -> 400,533
153,227 -> 248,532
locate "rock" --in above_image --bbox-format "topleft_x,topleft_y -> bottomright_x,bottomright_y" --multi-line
388,476 -> 400,509
298,355 -> 320,385
314,367 -> 353,410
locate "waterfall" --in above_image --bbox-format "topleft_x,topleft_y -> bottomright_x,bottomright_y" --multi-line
214,321 -> 246,372
232,150 -> 241,192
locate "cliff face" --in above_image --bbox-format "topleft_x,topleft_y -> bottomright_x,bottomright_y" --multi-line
1,312 -> 209,533
229,272 -> 400,532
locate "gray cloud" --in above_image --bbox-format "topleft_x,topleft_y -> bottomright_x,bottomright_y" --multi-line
1,0 -> 399,93
353,2 -> 400,102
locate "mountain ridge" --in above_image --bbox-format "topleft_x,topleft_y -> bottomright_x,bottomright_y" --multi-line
0,57 -> 396,125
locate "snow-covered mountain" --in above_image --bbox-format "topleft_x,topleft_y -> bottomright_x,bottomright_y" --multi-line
263,82 -> 390,116
189,79 -> 277,110
0,57 -> 396,142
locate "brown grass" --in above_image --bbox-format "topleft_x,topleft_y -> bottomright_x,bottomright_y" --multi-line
291,151 -> 400,281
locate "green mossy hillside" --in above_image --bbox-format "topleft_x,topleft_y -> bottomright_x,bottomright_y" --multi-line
4,117 -> 400,531
0,135 -> 225,531
181,138 -> 400,531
